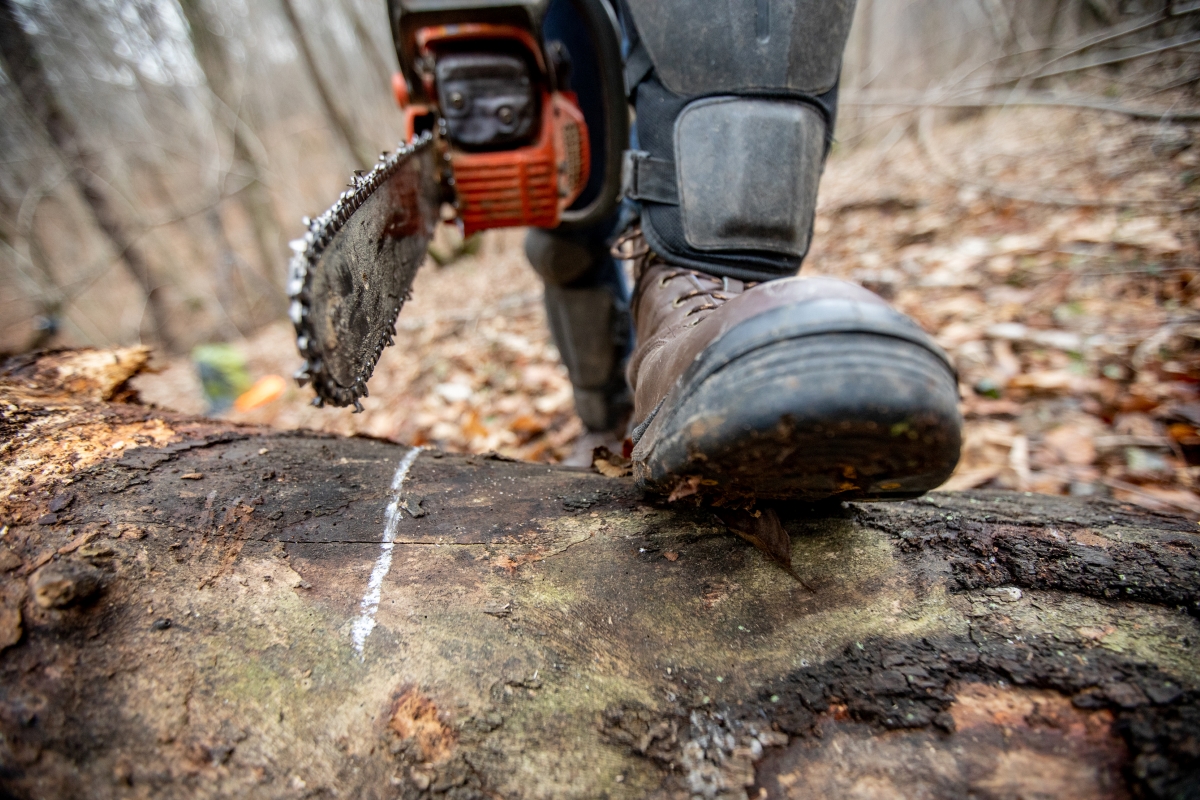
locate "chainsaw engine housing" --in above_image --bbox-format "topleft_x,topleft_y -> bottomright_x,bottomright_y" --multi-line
393,24 -> 589,235
390,0 -> 625,234
435,52 -> 538,149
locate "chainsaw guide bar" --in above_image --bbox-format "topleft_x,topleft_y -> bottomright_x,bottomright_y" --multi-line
287,131 -> 439,410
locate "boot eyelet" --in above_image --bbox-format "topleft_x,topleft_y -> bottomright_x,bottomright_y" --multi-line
672,297 -> 686,307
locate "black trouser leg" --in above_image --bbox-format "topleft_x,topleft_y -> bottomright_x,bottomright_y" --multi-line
525,224 -> 631,432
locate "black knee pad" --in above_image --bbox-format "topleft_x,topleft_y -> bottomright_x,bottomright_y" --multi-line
618,0 -> 855,282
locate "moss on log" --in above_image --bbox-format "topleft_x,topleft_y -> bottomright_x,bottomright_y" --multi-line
0,349 -> 1198,799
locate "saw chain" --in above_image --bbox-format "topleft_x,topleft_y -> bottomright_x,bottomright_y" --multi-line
286,131 -> 437,411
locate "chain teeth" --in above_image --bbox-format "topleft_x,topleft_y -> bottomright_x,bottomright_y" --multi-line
288,131 -> 435,409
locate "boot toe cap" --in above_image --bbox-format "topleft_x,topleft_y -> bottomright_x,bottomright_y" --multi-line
633,298 -> 962,501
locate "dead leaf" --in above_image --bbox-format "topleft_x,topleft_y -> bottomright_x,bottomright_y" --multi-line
1042,424 -> 1098,466
234,374 -> 287,412
714,508 -> 812,591
1107,480 -> 1200,515
592,446 -> 632,478
1113,413 -> 1162,438
1009,371 -> 1099,395
940,467 -> 1002,491
1004,434 -> 1031,490
962,398 -> 1021,418
991,340 -> 1022,379
663,551 -> 679,562
667,475 -> 703,502
509,415 -> 545,435
462,410 -> 488,440
1113,218 -> 1183,253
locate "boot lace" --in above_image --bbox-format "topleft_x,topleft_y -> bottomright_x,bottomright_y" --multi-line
657,270 -> 741,316
612,227 -> 755,321
610,226 -> 655,280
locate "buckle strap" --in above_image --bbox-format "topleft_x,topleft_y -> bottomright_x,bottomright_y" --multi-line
621,150 -> 679,206
622,40 -> 654,98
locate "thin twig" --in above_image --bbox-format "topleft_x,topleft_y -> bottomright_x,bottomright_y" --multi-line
842,90 -> 1200,121
1032,33 -> 1200,82
1102,476 -> 1200,515
1030,9 -> 1185,76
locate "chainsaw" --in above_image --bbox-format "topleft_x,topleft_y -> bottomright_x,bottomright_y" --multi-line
288,0 -> 625,410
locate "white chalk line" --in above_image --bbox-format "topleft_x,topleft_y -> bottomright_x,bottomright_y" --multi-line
351,446 -> 421,657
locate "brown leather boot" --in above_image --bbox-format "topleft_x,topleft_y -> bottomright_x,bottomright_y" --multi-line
622,233 -> 962,503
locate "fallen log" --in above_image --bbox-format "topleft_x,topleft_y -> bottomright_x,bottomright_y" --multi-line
0,349 -> 1197,800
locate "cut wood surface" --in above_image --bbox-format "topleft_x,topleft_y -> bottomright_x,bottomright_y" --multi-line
1,349 -> 1198,800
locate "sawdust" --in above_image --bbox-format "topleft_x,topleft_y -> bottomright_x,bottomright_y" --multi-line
388,687 -> 458,764
0,415 -> 178,500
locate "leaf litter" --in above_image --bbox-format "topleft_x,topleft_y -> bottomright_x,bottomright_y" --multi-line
134,108 -> 1200,517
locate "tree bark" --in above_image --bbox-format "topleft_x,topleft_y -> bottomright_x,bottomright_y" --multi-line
277,0 -> 375,170
0,0 -> 177,352
0,349 -> 1197,800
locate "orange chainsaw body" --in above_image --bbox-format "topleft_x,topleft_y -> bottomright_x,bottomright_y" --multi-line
395,23 -> 590,236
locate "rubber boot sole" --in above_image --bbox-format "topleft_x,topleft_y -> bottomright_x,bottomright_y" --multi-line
630,299 -> 962,503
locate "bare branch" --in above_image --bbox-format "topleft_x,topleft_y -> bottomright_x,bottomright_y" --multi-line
276,0 -> 374,170
842,89 -> 1200,121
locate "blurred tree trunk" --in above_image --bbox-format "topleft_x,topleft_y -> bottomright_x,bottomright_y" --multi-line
178,0 -> 287,310
18,240 -> 63,352
0,194 -> 63,351
139,166 -> 251,343
0,0 -> 177,352
278,0 -> 375,169
229,138 -> 288,308
342,0 -> 397,95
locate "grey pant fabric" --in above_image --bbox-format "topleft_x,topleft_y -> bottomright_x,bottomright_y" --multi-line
525,226 -> 631,432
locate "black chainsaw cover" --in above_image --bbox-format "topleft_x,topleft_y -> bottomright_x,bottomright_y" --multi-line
436,53 -> 538,149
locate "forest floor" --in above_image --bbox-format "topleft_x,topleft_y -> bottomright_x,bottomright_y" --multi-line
135,107 -> 1200,517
